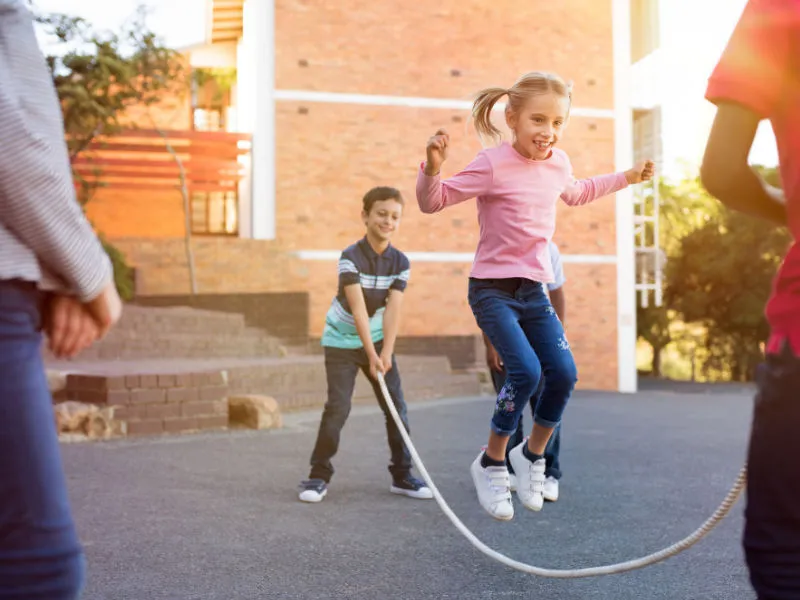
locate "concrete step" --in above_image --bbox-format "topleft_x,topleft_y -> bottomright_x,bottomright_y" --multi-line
219,356 -> 483,412
222,355 -> 454,396
46,355 -> 485,416
271,373 -> 486,412
42,305 -> 285,361
118,305 -> 250,334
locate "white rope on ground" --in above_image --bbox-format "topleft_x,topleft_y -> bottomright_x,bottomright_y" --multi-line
376,372 -> 747,578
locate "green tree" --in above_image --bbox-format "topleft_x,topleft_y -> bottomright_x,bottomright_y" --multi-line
666,189 -> 790,381
635,176 -> 720,374
35,5 -> 184,204
636,303 -> 672,377
33,5 -> 186,299
660,178 -> 721,254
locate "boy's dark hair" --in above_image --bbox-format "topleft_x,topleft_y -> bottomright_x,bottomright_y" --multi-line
362,186 -> 404,214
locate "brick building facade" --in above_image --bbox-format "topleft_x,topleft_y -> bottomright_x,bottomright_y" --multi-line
85,0 -> 638,392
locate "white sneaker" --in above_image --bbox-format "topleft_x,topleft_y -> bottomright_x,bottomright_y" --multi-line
298,479 -> 328,503
509,473 -> 518,492
470,452 -> 514,521
543,476 -> 559,502
507,443 -> 545,512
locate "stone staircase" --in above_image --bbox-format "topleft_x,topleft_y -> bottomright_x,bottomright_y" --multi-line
42,305 -> 284,361
46,305 -> 487,437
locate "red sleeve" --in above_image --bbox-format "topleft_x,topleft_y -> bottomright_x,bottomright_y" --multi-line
705,0 -> 795,118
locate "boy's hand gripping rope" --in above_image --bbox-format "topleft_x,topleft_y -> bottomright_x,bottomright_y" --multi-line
375,372 -> 747,578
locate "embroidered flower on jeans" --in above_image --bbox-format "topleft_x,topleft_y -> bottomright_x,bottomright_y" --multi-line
558,335 -> 571,351
546,305 -> 556,316
497,383 -> 515,402
499,400 -> 516,414
496,383 -> 517,414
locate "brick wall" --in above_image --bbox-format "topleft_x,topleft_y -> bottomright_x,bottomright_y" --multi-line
274,104 -> 617,255
111,238 -> 309,295
65,371 -> 228,437
273,0 -> 619,389
110,237 -> 617,390
94,0 -> 621,390
275,0 -> 614,108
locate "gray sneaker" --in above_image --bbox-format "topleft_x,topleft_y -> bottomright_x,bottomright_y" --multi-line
390,475 -> 433,499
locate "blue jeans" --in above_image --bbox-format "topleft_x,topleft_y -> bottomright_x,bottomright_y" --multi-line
745,342 -> 800,600
490,369 -> 562,480
309,342 -> 412,483
468,278 -> 577,435
0,281 -> 85,599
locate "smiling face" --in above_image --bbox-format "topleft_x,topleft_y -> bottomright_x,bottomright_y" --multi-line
505,91 -> 570,161
363,198 -> 403,244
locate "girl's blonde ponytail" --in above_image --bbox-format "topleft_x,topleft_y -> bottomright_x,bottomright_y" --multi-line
471,87 -> 508,145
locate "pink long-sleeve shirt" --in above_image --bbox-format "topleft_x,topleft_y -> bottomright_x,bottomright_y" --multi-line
416,141 -> 629,283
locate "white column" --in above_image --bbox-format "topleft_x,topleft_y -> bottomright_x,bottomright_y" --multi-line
235,36 -> 253,238
613,0 -> 638,393
246,0 -> 276,240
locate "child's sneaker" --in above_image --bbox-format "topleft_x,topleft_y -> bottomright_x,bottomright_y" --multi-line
508,442 -> 545,511
298,478 -> 328,503
509,472 -> 518,492
390,475 -> 433,499
470,451 -> 513,521
543,476 -> 559,502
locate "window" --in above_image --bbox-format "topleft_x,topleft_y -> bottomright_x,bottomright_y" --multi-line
633,108 -> 661,165
193,108 -> 223,132
190,190 -> 238,236
631,0 -> 660,63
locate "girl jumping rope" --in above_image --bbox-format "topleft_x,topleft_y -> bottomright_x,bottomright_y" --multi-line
416,71 -> 654,521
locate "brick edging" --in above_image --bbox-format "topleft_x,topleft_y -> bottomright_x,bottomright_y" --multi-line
64,370 -> 229,436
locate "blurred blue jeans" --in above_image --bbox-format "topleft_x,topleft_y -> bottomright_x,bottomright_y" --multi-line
0,281 -> 85,599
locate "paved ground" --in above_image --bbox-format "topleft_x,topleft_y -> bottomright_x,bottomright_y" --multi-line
63,385 -> 756,600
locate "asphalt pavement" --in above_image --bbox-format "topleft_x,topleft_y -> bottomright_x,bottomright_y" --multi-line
63,384 -> 756,600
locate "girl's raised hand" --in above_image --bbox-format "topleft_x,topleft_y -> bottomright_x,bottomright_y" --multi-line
625,159 -> 655,184
425,129 -> 450,175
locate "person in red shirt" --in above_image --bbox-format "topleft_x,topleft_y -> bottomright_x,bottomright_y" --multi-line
701,1 -> 799,597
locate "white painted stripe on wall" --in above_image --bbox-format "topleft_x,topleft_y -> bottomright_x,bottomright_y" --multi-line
294,250 -> 617,264
554,254 -> 617,265
613,0 -> 638,394
274,89 -> 615,119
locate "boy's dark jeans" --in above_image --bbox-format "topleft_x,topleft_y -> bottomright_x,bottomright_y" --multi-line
309,341 -> 412,483
745,342 -> 800,600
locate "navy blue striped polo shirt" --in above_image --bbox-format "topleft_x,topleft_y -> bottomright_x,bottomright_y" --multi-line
321,237 -> 411,349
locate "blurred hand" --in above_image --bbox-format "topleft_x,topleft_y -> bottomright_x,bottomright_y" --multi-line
425,128 -> 450,175
84,281 -> 123,339
485,343 -> 503,373
45,295 -> 101,359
